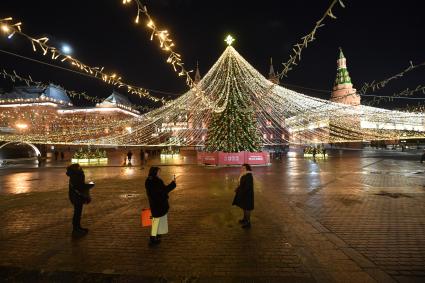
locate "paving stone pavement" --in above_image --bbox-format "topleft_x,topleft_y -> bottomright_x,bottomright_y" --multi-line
1,151 -> 425,282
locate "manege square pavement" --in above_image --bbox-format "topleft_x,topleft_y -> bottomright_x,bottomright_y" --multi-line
1,150 -> 425,282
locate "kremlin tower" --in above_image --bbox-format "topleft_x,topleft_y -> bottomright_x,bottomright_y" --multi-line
331,48 -> 360,106
330,48 -> 362,147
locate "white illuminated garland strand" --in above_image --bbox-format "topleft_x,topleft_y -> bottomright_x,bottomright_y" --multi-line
278,0 -> 345,78
0,17 -> 163,103
2,45 -> 425,146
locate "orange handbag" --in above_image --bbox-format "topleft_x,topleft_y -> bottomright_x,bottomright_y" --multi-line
141,208 -> 152,227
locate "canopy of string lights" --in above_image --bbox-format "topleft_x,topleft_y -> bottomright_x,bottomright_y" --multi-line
2,44 -> 424,147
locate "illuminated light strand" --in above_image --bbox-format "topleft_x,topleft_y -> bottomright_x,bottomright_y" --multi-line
308,84 -> 425,109
100,46 -> 425,147
365,85 -> 425,106
0,103 -> 141,145
0,69 -> 154,112
2,45 -> 425,146
278,0 -> 345,78
0,17 -> 164,103
121,0 -> 195,89
319,56 -> 425,107
124,0 -> 233,113
280,81 -> 425,109
0,48 -> 181,99
400,104 -> 425,113
281,78 -> 425,107
359,61 -> 425,95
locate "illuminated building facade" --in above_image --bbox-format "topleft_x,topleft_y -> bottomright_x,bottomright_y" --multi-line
0,85 -> 140,143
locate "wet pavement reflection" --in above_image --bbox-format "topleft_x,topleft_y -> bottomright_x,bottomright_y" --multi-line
1,150 -> 424,195
1,150 -> 425,281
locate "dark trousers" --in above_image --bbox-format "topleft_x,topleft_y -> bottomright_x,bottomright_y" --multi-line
72,202 -> 83,229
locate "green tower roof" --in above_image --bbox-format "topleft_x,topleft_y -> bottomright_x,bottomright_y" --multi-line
338,47 -> 345,59
334,47 -> 352,86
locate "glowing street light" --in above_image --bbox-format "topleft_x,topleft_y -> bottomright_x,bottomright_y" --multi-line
15,123 -> 28,130
61,44 -> 72,54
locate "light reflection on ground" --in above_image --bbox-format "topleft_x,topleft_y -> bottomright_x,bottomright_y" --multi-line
0,150 -> 424,195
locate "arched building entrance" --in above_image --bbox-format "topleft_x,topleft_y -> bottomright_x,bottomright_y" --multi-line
0,141 -> 41,157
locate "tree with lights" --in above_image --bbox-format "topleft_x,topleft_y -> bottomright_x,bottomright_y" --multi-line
204,91 -> 261,152
204,36 -> 261,152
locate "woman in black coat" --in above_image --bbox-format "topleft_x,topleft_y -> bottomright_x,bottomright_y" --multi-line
232,164 -> 254,228
145,166 -> 176,245
66,163 -> 94,236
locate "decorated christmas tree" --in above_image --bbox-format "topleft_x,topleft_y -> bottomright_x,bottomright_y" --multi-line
205,95 -> 260,152
204,36 -> 261,152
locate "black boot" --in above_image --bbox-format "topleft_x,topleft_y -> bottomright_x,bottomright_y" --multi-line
241,221 -> 251,229
72,227 -> 88,237
149,236 -> 160,246
78,227 -> 89,233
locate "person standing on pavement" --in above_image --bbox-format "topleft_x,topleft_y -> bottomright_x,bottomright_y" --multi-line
144,151 -> 149,164
37,154 -> 43,167
66,164 -> 94,236
145,166 -> 176,246
421,149 -> 425,163
232,164 -> 254,229
140,149 -> 145,168
127,150 -> 133,166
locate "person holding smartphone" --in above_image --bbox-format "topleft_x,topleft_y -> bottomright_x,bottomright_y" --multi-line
66,163 -> 95,236
145,166 -> 176,246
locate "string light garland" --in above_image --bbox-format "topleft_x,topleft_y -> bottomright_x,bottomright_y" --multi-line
0,17 -> 164,103
0,68 -> 155,113
359,61 -> 425,95
364,85 -> 425,106
401,104 -> 425,113
280,82 -> 425,108
121,0 -> 195,89
278,0 -> 345,78
0,48 -> 182,101
97,45 -> 425,147
2,42 -> 425,146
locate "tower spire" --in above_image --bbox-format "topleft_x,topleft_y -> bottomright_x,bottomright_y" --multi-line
338,46 -> 345,59
194,61 -> 201,84
331,47 -> 360,106
268,57 -> 279,84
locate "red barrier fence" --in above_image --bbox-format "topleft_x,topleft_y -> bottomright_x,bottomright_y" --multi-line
197,151 -> 270,166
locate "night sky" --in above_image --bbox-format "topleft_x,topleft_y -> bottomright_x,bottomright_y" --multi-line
0,0 -> 424,109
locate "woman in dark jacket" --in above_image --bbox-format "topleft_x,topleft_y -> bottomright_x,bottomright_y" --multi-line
145,166 -> 176,245
66,163 -> 94,236
232,164 -> 254,228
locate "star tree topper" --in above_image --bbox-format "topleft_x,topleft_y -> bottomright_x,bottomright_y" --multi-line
225,35 -> 235,46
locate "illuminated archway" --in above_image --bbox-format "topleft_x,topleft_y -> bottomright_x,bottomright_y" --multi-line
0,141 -> 41,157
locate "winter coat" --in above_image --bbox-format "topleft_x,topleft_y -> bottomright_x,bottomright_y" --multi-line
145,176 -> 176,218
66,167 -> 93,205
232,173 -> 254,210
